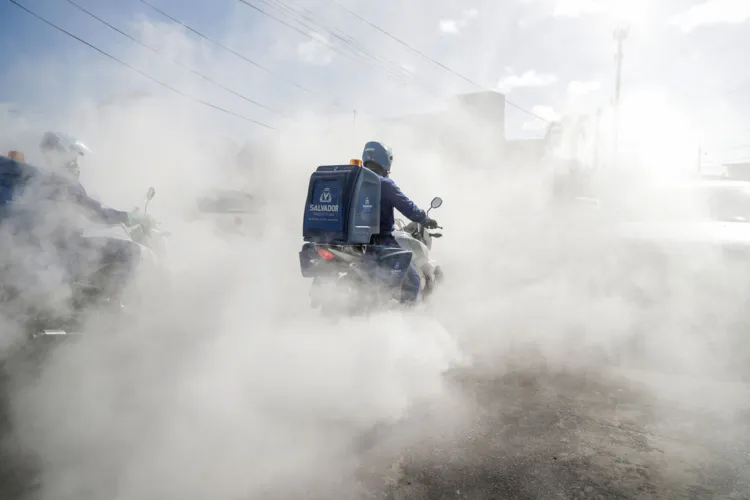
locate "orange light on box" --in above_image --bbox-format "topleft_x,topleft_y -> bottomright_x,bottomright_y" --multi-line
349,159 -> 362,166
8,151 -> 25,162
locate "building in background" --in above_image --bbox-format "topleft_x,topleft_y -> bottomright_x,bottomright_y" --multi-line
373,90 -> 509,166
724,161 -> 750,181
503,137 -> 549,164
374,90 -> 585,168
451,90 -> 507,144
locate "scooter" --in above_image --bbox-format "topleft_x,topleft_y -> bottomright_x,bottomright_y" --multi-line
300,197 -> 445,315
392,196 -> 445,299
0,186 -> 170,381
25,186 -> 169,339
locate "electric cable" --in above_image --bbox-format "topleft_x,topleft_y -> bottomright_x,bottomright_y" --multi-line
64,0 -> 285,116
7,0 -> 276,129
325,0 -> 550,123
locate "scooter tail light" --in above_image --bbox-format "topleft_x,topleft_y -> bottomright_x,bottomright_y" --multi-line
316,248 -> 335,261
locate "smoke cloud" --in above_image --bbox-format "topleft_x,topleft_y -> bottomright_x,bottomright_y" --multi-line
2,2 -> 750,499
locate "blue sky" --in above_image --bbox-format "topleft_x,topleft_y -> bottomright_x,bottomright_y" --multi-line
2,0 -> 750,161
1,0 -> 239,108
0,0 -> 229,77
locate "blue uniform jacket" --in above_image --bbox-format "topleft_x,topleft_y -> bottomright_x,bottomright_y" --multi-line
379,177 -> 427,236
0,155 -> 128,228
72,182 -> 129,225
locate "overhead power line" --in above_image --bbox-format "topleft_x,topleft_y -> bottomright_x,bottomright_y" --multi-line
325,0 -> 550,124
140,0 -> 350,112
63,0 -> 284,116
238,0 -> 322,43
7,0 -> 276,129
237,0 -> 437,93
137,0 -> 313,95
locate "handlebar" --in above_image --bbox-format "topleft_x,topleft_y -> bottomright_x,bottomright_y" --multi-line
122,218 -> 169,241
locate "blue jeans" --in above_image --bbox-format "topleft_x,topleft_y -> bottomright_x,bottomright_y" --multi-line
375,235 -> 420,303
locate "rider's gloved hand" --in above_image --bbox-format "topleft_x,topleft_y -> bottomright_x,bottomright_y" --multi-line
424,218 -> 439,229
127,210 -> 153,228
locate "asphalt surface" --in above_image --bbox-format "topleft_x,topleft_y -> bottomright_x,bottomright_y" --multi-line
365,366 -> 750,500
2,357 -> 750,499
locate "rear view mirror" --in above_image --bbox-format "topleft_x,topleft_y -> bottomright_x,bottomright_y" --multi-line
144,187 -> 156,215
430,197 -> 443,209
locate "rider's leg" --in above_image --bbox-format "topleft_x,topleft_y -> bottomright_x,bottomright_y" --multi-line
97,239 -> 140,296
400,263 -> 420,304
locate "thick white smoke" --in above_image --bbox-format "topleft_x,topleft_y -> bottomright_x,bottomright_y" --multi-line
2,2 -> 750,499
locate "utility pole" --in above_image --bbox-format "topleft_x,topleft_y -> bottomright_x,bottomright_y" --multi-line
593,107 -> 602,170
613,25 -> 629,164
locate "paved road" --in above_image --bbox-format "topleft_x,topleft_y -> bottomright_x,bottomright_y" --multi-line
368,367 -> 750,500
2,361 -> 749,500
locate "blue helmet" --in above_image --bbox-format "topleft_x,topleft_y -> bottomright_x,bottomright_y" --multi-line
362,141 -> 393,176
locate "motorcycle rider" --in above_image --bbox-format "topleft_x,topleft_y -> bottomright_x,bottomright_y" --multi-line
10,132 -> 151,298
361,141 -> 438,304
38,131 -> 143,227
